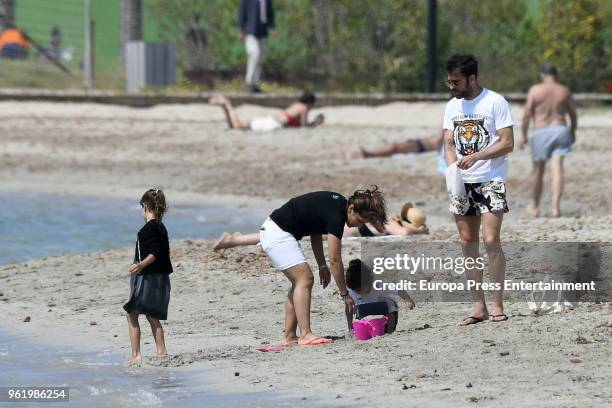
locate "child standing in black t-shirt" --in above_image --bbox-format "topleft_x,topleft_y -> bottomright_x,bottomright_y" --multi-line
123,189 -> 173,366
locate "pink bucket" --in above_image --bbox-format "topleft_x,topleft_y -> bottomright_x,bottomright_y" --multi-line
352,316 -> 388,341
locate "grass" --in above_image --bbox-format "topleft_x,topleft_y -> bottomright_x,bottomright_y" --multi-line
0,59 -> 301,93
0,58 -> 126,90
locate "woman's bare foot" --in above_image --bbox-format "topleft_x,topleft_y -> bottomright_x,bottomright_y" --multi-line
526,202 -> 539,217
298,333 -> 332,346
551,208 -> 561,218
213,232 -> 232,251
281,335 -> 299,346
127,353 -> 142,366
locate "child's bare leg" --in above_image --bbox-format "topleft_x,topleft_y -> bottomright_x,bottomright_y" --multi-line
282,287 -> 299,346
146,315 -> 168,355
208,95 -> 248,129
126,312 -> 142,364
213,232 -> 260,250
282,263 -> 331,345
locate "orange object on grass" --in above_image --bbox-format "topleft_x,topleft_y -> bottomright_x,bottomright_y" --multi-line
0,28 -> 31,50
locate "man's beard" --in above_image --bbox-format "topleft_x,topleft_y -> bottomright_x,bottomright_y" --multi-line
451,89 -> 470,99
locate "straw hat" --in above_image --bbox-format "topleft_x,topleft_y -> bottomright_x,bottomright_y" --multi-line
400,202 -> 426,228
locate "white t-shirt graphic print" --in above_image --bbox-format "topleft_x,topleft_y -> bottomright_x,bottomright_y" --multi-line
443,88 -> 514,183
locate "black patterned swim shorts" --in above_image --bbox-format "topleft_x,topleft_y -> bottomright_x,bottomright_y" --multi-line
449,181 -> 509,216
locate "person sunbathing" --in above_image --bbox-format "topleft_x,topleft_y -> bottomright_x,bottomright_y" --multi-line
212,202 -> 428,251
209,91 -> 324,131
342,129 -> 443,160
343,202 -> 429,237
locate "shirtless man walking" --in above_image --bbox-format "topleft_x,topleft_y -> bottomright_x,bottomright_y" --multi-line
521,64 -> 577,217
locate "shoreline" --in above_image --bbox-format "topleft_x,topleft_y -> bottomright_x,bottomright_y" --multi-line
0,181 -> 281,216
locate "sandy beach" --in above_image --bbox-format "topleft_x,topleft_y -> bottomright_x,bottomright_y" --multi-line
1,100 -> 611,407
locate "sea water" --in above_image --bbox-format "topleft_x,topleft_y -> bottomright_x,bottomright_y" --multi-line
0,191 -> 264,265
0,330 -> 318,407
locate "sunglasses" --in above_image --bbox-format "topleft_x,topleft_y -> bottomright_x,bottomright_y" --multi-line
444,78 -> 467,88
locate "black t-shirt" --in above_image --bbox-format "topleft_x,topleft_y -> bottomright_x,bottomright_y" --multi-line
134,220 -> 173,275
269,191 -> 347,240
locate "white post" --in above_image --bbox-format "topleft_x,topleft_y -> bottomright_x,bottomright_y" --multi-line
83,0 -> 93,89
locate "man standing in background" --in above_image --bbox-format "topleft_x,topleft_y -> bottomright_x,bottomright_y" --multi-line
238,0 -> 275,93
521,64 -> 577,218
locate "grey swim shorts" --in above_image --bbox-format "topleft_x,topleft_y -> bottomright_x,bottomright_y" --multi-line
530,125 -> 572,162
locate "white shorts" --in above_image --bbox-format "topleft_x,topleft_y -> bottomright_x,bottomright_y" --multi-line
259,218 -> 306,270
250,116 -> 283,132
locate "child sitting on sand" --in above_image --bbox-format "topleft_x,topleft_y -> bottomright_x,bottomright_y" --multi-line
123,189 -> 173,365
345,259 -> 415,334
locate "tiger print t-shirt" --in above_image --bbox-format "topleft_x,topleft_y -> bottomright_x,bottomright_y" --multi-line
443,88 -> 513,183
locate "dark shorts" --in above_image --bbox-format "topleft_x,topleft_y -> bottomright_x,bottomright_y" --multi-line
412,138 -> 426,153
449,181 -> 509,216
358,224 -> 375,237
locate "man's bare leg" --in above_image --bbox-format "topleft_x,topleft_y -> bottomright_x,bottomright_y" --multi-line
126,312 -> 142,365
455,215 -> 488,325
550,155 -> 564,217
213,232 -> 260,250
528,161 -> 545,217
482,212 -> 507,321
209,95 -> 248,129
146,315 -> 168,355
282,262 -> 331,345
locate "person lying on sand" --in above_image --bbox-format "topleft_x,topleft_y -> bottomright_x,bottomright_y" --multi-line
213,202 -> 428,251
344,202 -> 429,237
209,91 -> 324,131
223,188 -> 388,346
342,129 -> 443,160
345,259 -> 415,334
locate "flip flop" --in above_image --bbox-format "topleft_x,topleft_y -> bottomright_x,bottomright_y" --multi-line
459,316 -> 484,326
298,337 -> 333,346
489,314 -> 509,322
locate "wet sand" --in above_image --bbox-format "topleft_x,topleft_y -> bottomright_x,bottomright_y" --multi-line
0,101 -> 611,407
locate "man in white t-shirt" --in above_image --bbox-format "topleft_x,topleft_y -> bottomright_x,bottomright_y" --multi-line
442,54 -> 514,325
